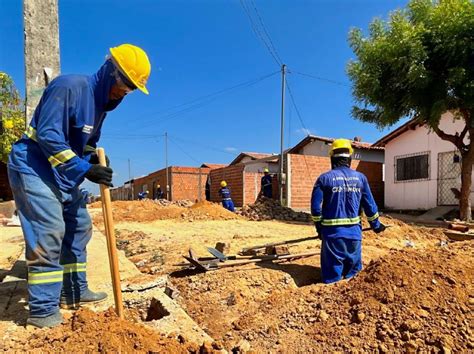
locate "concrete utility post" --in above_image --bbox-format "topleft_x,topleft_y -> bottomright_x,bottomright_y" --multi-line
23,0 -> 60,126
279,64 -> 286,206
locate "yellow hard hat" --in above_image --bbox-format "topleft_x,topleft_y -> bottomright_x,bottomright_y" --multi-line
220,181 -> 227,187
157,184 -> 161,188
264,168 -> 269,173
109,44 -> 151,95
329,139 -> 354,157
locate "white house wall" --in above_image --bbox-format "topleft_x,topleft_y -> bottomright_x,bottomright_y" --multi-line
300,140 -> 384,163
384,113 -> 469,210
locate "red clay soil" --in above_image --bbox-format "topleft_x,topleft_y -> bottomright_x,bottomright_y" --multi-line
17,308 -> 220,353
91,200 -> 240,223
230,243 -> 474,352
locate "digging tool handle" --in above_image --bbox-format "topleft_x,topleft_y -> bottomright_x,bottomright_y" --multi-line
362,225 -> 393,232
98,148 -> 124,319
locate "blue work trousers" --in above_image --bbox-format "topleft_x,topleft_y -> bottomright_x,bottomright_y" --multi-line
8,168 -> 92,317
321,237 -> 362,284
222,199 -> 235,212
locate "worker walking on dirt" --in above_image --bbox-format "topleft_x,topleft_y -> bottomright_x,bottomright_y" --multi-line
219,181 -> 235,212
261,168 -> 273,198
7,44 -> 151,328
311,139 -> 386,284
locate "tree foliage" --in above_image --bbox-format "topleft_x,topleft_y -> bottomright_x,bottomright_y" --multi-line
347,0 -> 474,130
347,0 -> 474,220
0,72 -> 25,163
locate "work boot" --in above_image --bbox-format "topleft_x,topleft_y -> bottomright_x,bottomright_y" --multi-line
26,312 -> 63,329
60,288 -> 108,309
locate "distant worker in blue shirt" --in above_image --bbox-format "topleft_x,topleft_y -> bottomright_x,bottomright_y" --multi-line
138,190 -> 149,200
8,44 -> 151,328
218,180 -> 235,212
155,184 -> 165,199
261,168 -> 273,198
311,139 -> 386,284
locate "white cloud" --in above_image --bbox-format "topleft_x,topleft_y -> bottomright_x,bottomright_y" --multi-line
224,147 -> 238,152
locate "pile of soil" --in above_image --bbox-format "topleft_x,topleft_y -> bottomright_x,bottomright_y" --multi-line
91,200 -> 240,223
237,197 -> 312,222
18,308 -> 220,353
230,243 -> 474,352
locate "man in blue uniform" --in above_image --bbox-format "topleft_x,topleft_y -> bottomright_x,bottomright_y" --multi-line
311,139 -> 386,284
261,168 -> 272,198
138,190 -> 149,200
7,44 -> 151,328
218,180 -> 235,212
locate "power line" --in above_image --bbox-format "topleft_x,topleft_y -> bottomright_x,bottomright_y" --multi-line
291,70 -> 350,87
239,0 -> 282,67
168,136 -> 201,165
285,77 -> 309,133
123,70 -> 280,133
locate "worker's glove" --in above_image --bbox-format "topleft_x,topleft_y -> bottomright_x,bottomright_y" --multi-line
88,152 -> 110,167
373,223 -> 387,234
85,165 -> 113,187
314,222 -> 322,239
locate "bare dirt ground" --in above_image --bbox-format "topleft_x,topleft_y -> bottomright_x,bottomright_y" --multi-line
2,200 -> 473,352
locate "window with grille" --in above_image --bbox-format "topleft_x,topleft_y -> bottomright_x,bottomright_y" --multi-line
395,152 -> 429,182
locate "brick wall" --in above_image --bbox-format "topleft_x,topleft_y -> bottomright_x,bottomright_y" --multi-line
0,162 -> 13,201
209,164 -> 245,206
288,154 -> 384,210
131,166 -> 210,202
170,167 -> 209,201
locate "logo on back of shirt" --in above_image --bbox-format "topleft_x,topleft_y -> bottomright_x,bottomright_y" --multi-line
82,125 -> 93,134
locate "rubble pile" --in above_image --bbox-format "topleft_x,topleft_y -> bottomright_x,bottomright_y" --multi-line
238,197 -> 311,222
153,199 -> 194,207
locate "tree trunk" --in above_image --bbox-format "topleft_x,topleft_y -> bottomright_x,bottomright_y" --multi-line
459,142 -> 474,221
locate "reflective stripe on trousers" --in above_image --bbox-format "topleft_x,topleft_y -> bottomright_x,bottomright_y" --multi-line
8,168 -> 92,317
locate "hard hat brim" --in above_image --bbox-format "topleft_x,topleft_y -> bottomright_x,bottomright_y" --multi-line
109,47 -> 150,95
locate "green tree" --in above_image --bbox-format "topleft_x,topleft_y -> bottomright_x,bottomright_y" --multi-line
0,72 -> 25,164
348,0 -> 474,221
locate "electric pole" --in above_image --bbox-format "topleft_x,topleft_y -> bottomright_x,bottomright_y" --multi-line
23,0 -> 60,125
279,64 -> 286,206
165,132 -> 169,200
128,158 -> 132,200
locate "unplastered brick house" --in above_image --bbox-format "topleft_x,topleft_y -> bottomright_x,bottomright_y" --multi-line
285,135 -> 385,211
373,112 -> 470,210
110,165 -> 220,202
208,152 -> 279,207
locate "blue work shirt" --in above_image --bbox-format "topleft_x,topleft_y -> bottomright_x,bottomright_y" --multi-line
311,166 -> 381,240
261,174 -> 272,197
219,187 -> 232,200
8,60 -> 123,192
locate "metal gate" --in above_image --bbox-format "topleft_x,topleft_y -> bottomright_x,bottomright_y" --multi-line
437,151 -> 461,206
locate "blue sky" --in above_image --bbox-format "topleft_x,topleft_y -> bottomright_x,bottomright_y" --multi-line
1,0 -> 408,192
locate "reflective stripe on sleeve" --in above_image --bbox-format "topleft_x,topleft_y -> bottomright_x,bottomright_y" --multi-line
321,216 -> 361,226
367,212 -> 379,222
48,149 -> 76,167
25,126 -> 37,141
312,215 -> 321,222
